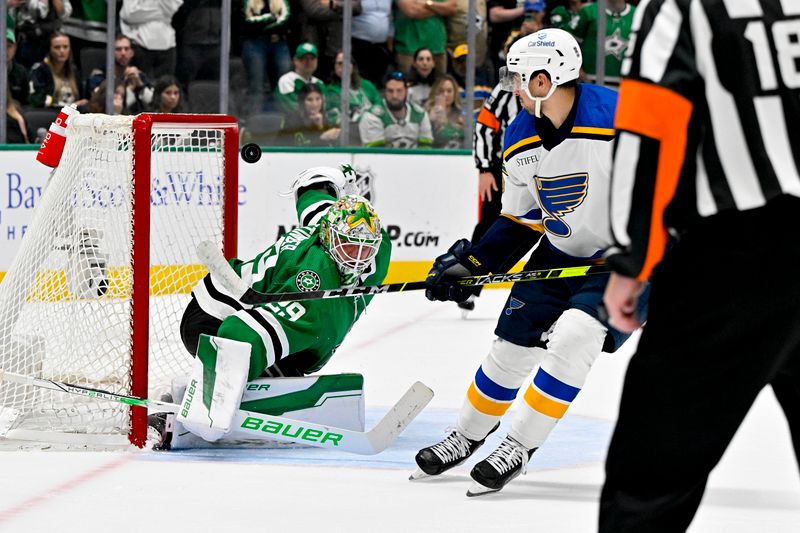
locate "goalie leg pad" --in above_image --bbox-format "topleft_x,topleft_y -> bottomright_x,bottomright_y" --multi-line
510,308 -> 607,449
457,338 -> 547,441
169,373 -> 366,449
177,334 -> 250,442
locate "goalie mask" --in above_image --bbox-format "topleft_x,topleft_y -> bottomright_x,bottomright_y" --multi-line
319,195 -> 382,274
499,28 -> 582,116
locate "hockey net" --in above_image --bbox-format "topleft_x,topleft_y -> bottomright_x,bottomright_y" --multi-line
0,113 -> 238,448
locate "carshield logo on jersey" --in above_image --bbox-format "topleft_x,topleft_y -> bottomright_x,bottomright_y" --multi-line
536,173 -> 589,237
505,297 -> 526,316
295,270 -> 321,292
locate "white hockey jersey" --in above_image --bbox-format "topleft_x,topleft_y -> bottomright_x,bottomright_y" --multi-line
501,83 -> 618,260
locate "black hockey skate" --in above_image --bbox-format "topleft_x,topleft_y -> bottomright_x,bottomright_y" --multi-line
410,422 -> 499,480
146,393 -> 175,451
467,435 -> 536,497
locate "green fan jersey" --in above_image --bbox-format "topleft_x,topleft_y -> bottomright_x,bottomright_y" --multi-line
194,190 -> 391,378
568,3 -> 636,83
549,6 -> 581,31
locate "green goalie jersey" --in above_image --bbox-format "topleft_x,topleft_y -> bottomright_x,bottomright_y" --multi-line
192,190 -> 391,378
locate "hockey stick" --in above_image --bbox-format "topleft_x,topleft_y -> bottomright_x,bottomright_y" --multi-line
0,369 -> 180,413
197,240 -> 610,304
0,369 -> 433,454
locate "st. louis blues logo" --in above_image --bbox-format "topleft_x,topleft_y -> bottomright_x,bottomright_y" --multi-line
505,297 -> 526,316
536,173 -> 589,237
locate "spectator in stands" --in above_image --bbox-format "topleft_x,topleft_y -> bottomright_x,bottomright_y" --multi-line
548,0 -> 587,30
359,70 -> 432,148
278,83 -> 341,146
448,44 -> 493,115
29,31 -> 87,109
447,0 -> 490,81
6,30 -> 29,106
351,0 -> 393,88
6,87 -> 30,143
61,0 -> 108,64
425,74 -> 463,149
393,0 -> 456,76
407,47 -> 436,108
86,35 -> 154,114
239,0 -> 292,113
120,0 -> 183,79
276,43 -> 325,113
486,0 -> 522,74
151,75 -> 184,113
298,0 -> 362,81
87,80 -> 124,114
173,0 -> 221,93
501,1 -> 545,59
567,0 -> 635,85
12,0 -> 72,68
324,50 -> 381,131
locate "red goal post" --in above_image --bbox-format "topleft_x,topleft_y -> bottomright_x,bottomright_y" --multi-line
130,114 -> 239,447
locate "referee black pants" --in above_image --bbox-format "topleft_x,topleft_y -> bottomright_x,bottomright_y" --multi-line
599,195 -> 800,532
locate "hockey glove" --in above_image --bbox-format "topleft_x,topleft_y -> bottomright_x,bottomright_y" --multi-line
425,239 -> 487,303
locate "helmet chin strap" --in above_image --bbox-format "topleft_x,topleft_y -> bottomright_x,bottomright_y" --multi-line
525,82 -> 559,118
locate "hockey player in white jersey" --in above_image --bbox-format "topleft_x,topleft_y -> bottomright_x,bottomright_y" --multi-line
413,28 -> 648,496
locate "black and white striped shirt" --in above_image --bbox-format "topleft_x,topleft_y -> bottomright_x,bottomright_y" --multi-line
607,0 -> 800,280
474,83 -> 521,172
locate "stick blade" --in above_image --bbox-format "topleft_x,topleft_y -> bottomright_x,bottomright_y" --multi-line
367,381 -> 434,454
196,240 -> 249,300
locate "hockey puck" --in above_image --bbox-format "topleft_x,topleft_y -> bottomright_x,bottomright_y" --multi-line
241,143 -> 262,164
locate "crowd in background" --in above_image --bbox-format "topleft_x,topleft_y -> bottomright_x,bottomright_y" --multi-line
3,0 -> 637,147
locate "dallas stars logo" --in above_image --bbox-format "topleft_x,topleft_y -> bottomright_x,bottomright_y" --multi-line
605,27 -> 629,60
295,270 -> 321,292
346,202 -> 378,233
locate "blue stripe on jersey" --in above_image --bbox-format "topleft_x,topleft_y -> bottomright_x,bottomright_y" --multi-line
475,366 -> 519,401
533,368 -> 580,403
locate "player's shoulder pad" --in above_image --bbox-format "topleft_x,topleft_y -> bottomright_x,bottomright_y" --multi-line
503,111 -> 538,161
574,83 -> 618,130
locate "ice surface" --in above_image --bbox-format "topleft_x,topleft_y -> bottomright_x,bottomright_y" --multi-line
0,290 -> 798,532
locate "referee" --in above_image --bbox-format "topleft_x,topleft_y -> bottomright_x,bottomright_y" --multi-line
601,0 -> 800,531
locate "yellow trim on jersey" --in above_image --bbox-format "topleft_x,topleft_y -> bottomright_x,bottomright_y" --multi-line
503,135 -> 541,160
500,214 -> 544,233
571,126 -> 616,138
523,385 -> 570,419
467,382 -> 514,416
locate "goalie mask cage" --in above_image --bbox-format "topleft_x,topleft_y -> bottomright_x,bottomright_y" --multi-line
0,114 -> 238,448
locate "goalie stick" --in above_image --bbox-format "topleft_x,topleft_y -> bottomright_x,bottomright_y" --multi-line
0,369 -> 433,454
197,240 -> 610,304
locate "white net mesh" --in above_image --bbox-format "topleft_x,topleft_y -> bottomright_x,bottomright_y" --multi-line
0,114 -> 234,447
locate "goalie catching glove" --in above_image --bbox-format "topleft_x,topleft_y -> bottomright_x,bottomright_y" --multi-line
425,239 -> 487,303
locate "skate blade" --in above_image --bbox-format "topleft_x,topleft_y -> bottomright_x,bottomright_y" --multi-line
408,468 -> 434,481
466,481 -> 500,497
